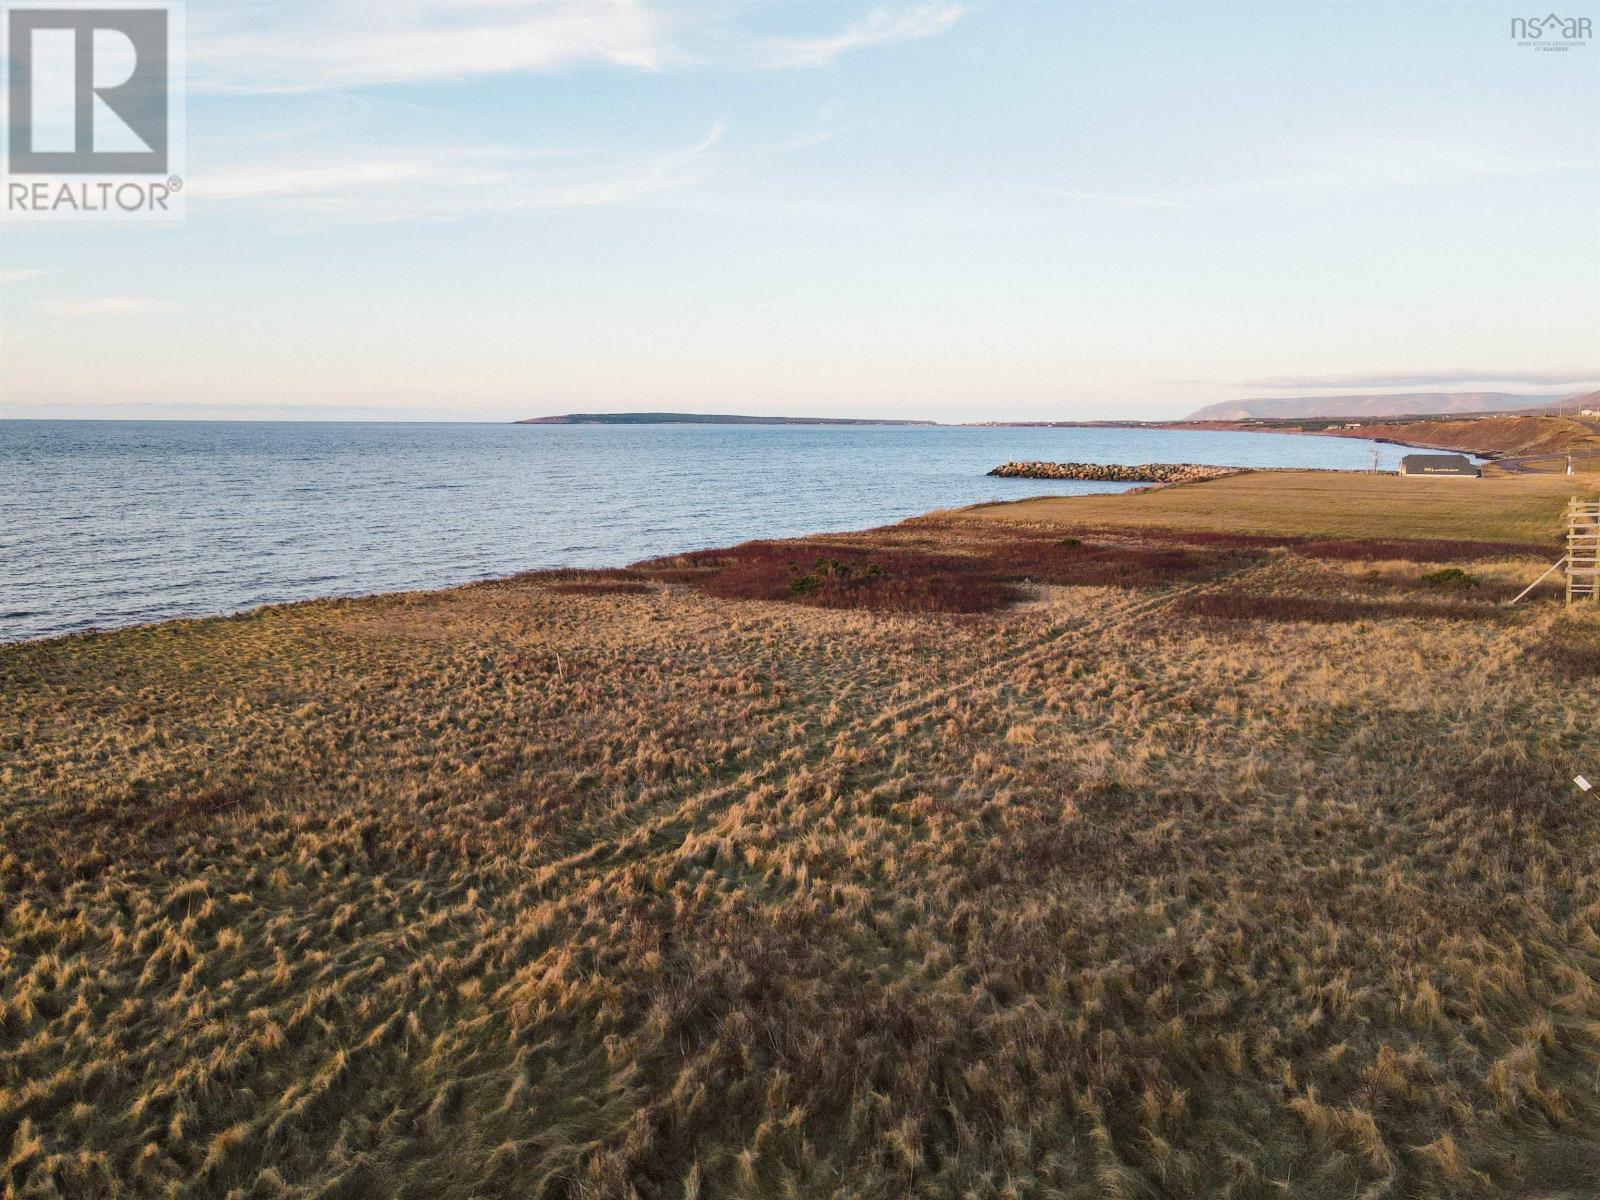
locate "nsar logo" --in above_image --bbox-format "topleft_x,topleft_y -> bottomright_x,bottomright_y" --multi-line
1511,12 -> 1592,50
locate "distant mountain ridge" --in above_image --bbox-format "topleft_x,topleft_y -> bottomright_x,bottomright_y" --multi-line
1187,392 -> 1578,421
516,412 -> 937,426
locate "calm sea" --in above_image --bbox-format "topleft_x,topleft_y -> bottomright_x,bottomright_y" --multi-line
0,420 -> 1416,642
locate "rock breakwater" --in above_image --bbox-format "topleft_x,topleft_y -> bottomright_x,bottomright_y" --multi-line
988,461 -> 1243,484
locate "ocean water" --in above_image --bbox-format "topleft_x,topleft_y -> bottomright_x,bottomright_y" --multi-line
0,420 -> 1417,642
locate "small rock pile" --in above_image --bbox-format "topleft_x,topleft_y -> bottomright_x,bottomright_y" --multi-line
987,461 -> 1243,484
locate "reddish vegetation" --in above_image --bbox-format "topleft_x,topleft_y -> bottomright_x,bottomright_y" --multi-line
626,524 -> 1551,615
635,532 -> 1253,613
1174,591 -> 1503,624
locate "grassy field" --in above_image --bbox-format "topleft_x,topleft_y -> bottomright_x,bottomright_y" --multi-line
3,472 -> 1599,1199
964,468 -> 1589,544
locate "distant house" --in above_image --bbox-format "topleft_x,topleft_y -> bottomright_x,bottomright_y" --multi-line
1399,453 -> 1479,478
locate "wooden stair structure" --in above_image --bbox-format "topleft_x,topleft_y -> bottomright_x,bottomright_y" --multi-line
1507,495 -> 1600,607
1569,496 -> 1600,605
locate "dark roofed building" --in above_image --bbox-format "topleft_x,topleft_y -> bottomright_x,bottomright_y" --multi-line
1399,454 -> 1479,478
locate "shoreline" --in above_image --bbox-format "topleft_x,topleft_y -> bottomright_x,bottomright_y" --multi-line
2,423 -> 1410,646
8,464 -> 1589,649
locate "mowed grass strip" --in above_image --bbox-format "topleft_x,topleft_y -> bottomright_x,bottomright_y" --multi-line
962,468 -> 1590,544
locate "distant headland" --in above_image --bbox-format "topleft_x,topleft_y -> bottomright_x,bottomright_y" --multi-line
516,412 -> 938,427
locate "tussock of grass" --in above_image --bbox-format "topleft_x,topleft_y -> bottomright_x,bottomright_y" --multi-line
2,512 -> 1598,1198
1419,567 -> 1480,589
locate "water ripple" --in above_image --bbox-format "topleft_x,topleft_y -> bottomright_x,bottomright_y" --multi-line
0,420 -> 1415,642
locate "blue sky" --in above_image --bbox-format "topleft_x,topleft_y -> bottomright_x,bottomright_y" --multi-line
2,0 -> 1597,422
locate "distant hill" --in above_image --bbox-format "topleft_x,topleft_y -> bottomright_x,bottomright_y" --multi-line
1321,414 -> 1599,459
1186,392 -> 1577,421
516,412 -> 937,427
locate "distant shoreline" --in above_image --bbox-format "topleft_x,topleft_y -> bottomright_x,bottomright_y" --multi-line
515,412 -> 937,427
508,411 -> 1558,463
508,412 -> 1498,463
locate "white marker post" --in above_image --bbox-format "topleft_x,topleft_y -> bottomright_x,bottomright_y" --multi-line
1577,775 -> 1593,793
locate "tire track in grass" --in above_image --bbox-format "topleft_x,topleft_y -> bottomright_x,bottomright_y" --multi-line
491,566 -> 1269,906
468,571 -> 1273,1190
3,567 -> 1271,1197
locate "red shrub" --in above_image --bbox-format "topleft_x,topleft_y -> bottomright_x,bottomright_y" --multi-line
633,534 -> 1252,614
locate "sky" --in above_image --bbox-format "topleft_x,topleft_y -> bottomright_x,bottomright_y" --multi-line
1,0 -> 1597,423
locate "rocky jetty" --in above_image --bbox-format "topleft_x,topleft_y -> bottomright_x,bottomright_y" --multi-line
988,461 -> 1243,484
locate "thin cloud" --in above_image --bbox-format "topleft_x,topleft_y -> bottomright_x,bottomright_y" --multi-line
1239,369 -> 1600,390
36,297 -> 186,318
191,1 -> 969,93
749,2 -> 967,69
0,269 -> 48,285
203,124 -> 725,225
192,0 -> 676,93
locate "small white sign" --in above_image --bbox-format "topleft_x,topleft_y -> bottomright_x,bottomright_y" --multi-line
1577,775 -> 1593,793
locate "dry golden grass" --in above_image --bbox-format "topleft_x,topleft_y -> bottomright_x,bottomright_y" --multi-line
962,468 -> 1589,544
3,476 -> 1599,1199
1332,415 -> 1600,463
